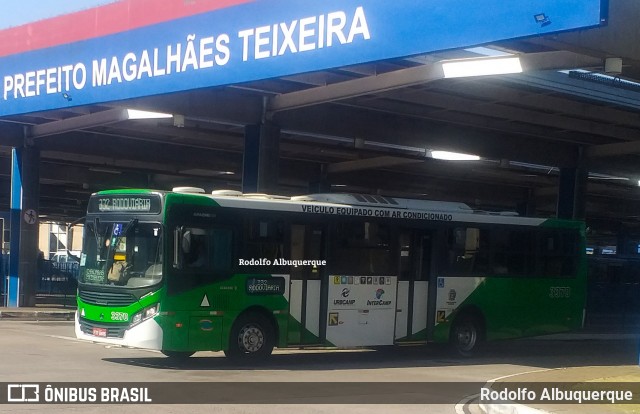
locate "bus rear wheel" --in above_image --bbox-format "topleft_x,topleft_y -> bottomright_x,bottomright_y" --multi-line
450,315 -> 483,357
224,313 -> 274,360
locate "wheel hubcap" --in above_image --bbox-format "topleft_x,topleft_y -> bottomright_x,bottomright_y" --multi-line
238,324 -> 264,353
457,324 -> 476,351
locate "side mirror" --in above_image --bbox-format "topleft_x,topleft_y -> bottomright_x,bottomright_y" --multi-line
182,230 -> 192,254
173,227 -> 184,269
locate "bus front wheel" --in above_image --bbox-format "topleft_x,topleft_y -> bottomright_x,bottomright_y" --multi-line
450,315 -> 483,357
224,313 -> 274,360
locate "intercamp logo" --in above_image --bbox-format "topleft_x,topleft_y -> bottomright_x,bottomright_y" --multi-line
7,384 -> 40,402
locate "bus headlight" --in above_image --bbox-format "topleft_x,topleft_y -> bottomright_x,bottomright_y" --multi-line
145,304 -> 159,318
130,304 -> 159,327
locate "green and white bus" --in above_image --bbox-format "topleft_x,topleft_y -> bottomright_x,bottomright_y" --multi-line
75,188 -> 586,358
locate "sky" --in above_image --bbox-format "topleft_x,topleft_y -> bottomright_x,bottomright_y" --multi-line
0,0 -> 119,29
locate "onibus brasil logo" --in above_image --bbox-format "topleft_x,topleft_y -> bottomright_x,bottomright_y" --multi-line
7,384 -> 152,403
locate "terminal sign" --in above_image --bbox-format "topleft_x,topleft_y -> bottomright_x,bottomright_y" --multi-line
0,0 -> 604,116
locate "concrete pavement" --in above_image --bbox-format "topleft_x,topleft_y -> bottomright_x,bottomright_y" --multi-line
0,306 -> 75,320
2,307 -> 639,413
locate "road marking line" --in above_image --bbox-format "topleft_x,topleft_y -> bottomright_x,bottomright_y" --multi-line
46,334 -> 90,343
455,393 -> 479,414
487,368 -> 556,383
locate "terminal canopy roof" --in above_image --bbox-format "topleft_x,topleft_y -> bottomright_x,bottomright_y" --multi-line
1,0 -> 639,237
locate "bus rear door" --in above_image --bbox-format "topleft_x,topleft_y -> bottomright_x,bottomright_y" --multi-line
395,231 -> 436,343
287,224 -> 325,345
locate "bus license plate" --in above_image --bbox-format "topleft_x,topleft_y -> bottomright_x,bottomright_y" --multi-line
92,327 -> 107,337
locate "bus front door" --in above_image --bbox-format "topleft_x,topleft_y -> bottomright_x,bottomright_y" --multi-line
395,231 -> 434,343
287,224 -> 325,345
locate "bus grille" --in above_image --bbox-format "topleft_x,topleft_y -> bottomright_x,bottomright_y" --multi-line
79,290 -> 137,307
79,318 -> 127,339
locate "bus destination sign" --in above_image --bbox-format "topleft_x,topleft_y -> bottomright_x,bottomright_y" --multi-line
88,195 -> 162,214
246,277 -> 286,296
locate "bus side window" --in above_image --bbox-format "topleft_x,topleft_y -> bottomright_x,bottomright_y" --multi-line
445,227 -> 489,276
330,221 -> 392,275
539,230 -> 578,278
178,227 -> 233,273
182,228 -> 208,268
241,218 -> 286,270
211,228 -> 233,272
493,229 -> 534,276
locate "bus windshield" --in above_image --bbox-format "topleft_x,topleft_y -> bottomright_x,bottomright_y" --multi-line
79,220 -> 163,288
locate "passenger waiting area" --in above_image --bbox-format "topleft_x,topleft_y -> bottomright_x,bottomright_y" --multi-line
1,253 -> 78,307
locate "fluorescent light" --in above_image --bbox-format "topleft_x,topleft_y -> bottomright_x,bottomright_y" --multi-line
180,169 -> 236,177
126,109 -> 173,120
88,167 -> 122,174
588,172 -> 629,181
430,151 -> 480,161
442,57 -> 522,78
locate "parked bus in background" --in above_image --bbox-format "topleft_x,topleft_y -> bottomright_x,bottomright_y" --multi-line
75,188 -> 586,358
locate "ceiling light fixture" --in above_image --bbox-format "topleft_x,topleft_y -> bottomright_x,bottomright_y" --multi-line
604,57 -> 623,75
441,56 -> 523,79
125,109 -> 173,120
429,151 -> 481,161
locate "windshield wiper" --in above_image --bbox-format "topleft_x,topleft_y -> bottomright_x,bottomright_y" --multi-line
92,217 -> 101,254
121,219 -> 138,237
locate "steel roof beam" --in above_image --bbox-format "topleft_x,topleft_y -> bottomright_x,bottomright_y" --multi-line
327,156 -> 424,174
585,140 -> 640,158
268,51 -> 601,115
0,121 -> 26,147
29,108 -> 129,138
268,64 -> 446,114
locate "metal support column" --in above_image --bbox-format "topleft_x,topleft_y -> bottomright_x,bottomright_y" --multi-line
309,164 -> 331,194
557,149 -> 587,220
8,146 -> 40,307
242,122 -> 281,194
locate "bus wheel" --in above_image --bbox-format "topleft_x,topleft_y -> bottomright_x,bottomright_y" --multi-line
161,351 -> 195,359
224,313 -> 274,360
450,315 -> 483,357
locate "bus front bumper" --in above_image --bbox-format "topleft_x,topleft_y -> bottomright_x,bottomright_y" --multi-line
74,311 -> 163,350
